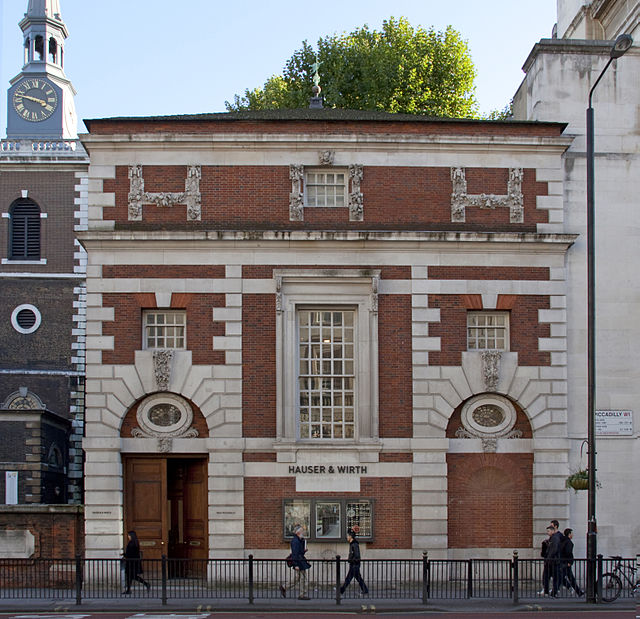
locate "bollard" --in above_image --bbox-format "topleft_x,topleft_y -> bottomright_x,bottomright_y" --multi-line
248,554 -> 254,604
75,554 -> 83,606
422,551 -> 429,605
161,554 -> 167,605
512,550 -> 519,605
336,555 -> 341,605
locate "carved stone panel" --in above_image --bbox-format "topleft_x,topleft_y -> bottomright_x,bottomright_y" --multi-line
128,164 -> 202,221
450,167 -> 524,223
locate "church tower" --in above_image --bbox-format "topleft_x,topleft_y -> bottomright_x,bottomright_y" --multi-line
0,0 -> 87,521
7,0 -> 78,138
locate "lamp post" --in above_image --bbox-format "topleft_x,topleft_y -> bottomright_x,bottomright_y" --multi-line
585,32 -> 633,603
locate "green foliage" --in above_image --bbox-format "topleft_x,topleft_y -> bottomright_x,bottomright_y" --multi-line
226,17 -> 479,118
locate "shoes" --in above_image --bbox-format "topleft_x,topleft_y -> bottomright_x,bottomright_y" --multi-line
577,589 -> 584,597
339,587 -> 345,595
280,584 -> 286,598
537,589 -> 548,596
298,595 -> 310,600
121,590 -> 130,595
145,581 -> 150,592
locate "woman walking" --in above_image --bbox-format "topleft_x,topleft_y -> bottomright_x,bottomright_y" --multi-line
122,530 -> 150,594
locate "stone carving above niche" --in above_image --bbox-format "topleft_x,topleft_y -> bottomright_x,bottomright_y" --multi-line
3,387 -> 45,411
450,167 -> 524,223
481,350 -> 502,392
455,393 -> 522,452
153,350 -> 173,392
128,164 -> 202,221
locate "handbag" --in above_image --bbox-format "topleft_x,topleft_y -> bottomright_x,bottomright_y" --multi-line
286,553 -> 294,568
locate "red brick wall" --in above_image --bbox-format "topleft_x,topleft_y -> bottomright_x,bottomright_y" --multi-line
102,165 -> 546,232
0,506 -> 84,558
244,477 -> 412,549
378,294 -> 412,438
103,265 -> 226,278
428,266 -> 550,280
428,295 -> 551,366
242,294 -> 276,437
87,118 -> 565,138
447,453 -> 533,548
101,292 -> 225,365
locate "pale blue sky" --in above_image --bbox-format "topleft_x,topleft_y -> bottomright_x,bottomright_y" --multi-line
1,0 -> 557,132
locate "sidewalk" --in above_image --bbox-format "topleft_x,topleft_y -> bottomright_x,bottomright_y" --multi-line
0,594 -> 635,614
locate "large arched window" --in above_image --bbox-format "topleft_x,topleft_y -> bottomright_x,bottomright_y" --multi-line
9,200 -> 41,260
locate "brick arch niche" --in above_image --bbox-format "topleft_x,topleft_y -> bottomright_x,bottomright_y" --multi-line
120,392 -> 209,438
445,394 -> 533,550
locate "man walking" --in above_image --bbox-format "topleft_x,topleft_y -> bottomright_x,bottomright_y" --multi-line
340,529 -> 369,596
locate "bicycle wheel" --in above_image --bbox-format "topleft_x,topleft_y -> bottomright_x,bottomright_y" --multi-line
599,573 -> 622,602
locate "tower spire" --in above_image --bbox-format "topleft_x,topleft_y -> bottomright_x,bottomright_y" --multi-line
7,0 -> 77,139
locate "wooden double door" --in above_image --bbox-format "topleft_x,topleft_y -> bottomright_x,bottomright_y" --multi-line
124,456 -> 208,564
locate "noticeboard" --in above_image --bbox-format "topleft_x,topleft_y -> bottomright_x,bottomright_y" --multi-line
595,410 -> 633,436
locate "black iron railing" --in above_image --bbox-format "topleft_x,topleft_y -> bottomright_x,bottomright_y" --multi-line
0,553 -> 635,605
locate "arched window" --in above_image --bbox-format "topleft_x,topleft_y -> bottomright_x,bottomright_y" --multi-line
35,35 -> 44,61
9,200 -> 41,260
24,37 -> 30,64
48,37 -> 58,64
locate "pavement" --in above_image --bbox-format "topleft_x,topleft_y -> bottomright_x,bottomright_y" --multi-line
0,593 -> 636,614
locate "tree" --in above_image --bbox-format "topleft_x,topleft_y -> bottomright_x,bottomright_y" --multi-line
226,17 -> 479,118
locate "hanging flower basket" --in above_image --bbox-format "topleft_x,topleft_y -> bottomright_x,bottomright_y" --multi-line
565,469 -> 589,491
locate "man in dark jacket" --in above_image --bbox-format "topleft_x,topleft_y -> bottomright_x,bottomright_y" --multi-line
340,529 -> 368,596
280,525 -> 311,600
561,528 -> 584,596
547,521 -> 565,596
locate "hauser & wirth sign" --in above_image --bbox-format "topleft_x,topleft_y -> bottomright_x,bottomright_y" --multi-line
595,410 -> 633,436
288,465 -> 368,475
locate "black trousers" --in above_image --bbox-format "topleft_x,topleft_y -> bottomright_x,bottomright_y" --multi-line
341,564 -> 368,594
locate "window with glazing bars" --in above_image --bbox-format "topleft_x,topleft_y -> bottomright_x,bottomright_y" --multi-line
298,309 -> 355,439
304,170 -> 346,207
467,311 -> 509,351
143,311 -> 186,349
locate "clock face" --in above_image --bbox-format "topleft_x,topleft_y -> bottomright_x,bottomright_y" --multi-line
12,78 -> 58,122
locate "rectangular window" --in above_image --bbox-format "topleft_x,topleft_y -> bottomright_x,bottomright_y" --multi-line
283,498 -> 373,540
305,170 -> 347,207
143,311 -> 186,349
467,311 -> 509,351
298,309 -> 355,439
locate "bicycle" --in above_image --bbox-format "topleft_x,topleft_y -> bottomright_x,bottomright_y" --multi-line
599,556 -> 640,602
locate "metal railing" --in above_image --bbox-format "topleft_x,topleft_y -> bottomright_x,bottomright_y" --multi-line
0,553 -> 634,605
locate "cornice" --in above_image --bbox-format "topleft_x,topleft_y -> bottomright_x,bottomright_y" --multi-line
79,132 -> 572,161
77,229 -> 577,252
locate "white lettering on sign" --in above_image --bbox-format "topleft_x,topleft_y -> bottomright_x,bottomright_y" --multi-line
288,465 -> 368,475
595,410 -> 633,436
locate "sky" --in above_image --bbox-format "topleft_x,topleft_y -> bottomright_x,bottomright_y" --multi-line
1,0 -> 557,134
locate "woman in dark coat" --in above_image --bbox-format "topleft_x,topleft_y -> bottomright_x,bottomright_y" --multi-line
122,530 -> 150,594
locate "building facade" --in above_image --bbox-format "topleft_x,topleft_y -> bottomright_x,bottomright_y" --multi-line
513,0 -> 640,557
0,0 -> 87,511
80,111 -> 575,559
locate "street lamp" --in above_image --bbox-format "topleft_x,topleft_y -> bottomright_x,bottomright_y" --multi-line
585,32 -> 633,603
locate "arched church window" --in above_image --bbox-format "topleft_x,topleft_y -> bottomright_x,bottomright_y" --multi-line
9,200 -> 41,260
35,35 -> 44,61
48,37 -> 57,64
24,37 -> 30,64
